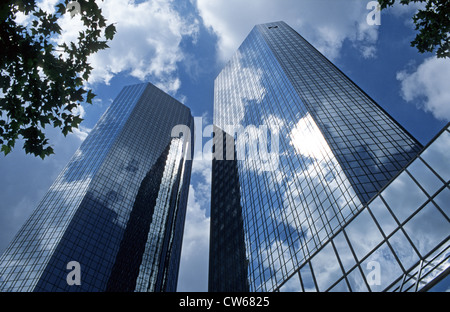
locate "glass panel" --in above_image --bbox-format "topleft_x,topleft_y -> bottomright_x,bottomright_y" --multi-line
403,202 -> 450,257
361,242 -> 403,292
381,171 -> 427,223
420,130 -> 450,182
310,242 -> 342,291
433,186 -> 450,218
345,210 -> 383,260
333,232 -> 356,273
388,229 -> 420,270
407,158 -> 443,196
279,272 -> 301,292
369,196 -> 398,236
299,263 -> 316,292
347,267 -> 368,292
329,278 -> 349,292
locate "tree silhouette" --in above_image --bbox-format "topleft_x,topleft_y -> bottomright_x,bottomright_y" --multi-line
0,0 -> 116,158
378,0 -> 450,58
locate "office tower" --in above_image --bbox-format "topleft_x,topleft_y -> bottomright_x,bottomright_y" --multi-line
0,82 -> 194,292
209,21 -> 449,292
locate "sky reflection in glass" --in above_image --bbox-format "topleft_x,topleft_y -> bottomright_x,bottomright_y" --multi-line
0,83 -> 194,292
210,21 -> 449,292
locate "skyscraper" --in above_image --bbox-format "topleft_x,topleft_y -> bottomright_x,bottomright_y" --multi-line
0,82 -> 194,292
209,21 -> 449,292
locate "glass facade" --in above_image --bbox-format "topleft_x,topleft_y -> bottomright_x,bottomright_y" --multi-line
0,82 -> 194,292
278,124 -> 449,292
210,21 -> 448,292
209,127 -> 249,292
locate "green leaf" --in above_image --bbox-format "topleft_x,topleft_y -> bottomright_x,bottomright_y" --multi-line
72,115 -> 84,127
0,0 -> 120,158
86,89 -> 96,104
56,3 -> 66,15
104,23 -> 116,41
1,144 -> 11,155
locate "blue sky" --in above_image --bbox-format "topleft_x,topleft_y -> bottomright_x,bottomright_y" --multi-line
0,0 -> 449,292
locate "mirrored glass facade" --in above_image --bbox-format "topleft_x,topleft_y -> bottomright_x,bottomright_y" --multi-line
277,124 -> 449,292
209,127 -> 249,292
209,21 -> 448,292
0,82 -> 194,292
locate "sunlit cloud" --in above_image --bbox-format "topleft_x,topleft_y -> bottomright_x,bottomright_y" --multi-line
196,0 -> 379,63
397,57 -> 450,122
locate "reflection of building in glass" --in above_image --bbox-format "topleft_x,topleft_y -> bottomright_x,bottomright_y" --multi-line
0,83 -> 194,292
280,125 -> 450,292
209,21 -> 449,292
209,127 -> 249,292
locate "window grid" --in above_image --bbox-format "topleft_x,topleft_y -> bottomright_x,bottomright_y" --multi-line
0,83 -> 194,292
210,21 -> 447,292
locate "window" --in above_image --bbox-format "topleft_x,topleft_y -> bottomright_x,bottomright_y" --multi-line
381,171 -> 427,223
345,210 -> 383,260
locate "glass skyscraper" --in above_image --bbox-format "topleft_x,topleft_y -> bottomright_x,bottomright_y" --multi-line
0,82 -> 194,292
209,21 -> 449,292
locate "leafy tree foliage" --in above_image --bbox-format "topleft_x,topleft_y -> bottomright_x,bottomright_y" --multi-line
0,0 -> 116,158
378,0 -> 450,58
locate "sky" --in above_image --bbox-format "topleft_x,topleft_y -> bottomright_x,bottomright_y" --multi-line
0,0 -> 449,292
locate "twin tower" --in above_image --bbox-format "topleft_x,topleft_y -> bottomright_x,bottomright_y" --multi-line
1,22 -> 448,292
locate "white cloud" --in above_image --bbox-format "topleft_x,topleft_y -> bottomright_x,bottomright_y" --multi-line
384,0 -> 426,19
53,10 -> 84,49
88,0 -> 198,91
195,0 -> 379,63
214,50 -> 266,127
37,0 -> 59,14
71,125 -> 91,142
191,156 -> 212,185
22,1 -> 198,95
177,183 -> 210,292
289,113 -> 328,161
50,0 -> 199,95
397,57 -> 450,121
275,112 -> 362,245
177,154 -> 212,292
